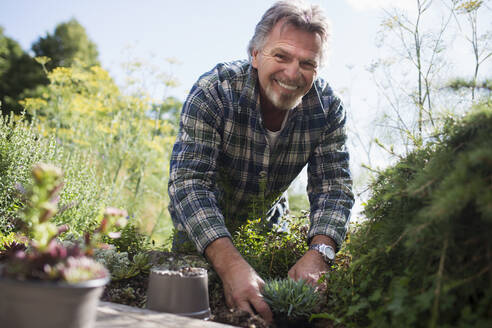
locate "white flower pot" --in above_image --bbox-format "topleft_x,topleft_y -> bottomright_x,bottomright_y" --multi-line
146,267 -> 210,319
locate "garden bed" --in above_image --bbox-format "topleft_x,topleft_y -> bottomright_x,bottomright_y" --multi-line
101,251 -> 334,328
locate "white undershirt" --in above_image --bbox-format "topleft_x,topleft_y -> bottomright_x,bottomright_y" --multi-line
265,113 -> 289,149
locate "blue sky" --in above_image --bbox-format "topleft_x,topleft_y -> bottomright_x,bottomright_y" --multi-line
0,0 -> 389,101
2,0 -> 488,126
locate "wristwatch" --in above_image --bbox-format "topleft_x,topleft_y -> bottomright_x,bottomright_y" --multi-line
309,243 -> 335,264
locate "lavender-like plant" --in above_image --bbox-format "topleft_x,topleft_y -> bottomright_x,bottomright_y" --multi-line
0,163 -> 127,283
262,278 -> 321,321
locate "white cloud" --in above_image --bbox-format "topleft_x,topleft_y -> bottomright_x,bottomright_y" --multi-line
345,0 -> 416,11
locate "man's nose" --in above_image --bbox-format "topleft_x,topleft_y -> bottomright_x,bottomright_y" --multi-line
283,61 -> 301,81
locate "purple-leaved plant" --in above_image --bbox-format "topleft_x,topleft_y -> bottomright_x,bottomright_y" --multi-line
0,163 -> 127,283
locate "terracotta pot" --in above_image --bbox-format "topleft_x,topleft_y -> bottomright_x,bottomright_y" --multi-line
0,276 -> 108,328
146,267 -> 210,319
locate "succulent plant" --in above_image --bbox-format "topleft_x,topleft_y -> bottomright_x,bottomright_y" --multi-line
262,278 -> 321,321
0,240 -> 27,261
0,163 -> 127,283
93,248 -> 151,280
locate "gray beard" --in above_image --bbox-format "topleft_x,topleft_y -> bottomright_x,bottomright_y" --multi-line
265,84 -> 303,111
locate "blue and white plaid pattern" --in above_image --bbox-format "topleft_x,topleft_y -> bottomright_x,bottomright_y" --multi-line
168,60 -> 354,253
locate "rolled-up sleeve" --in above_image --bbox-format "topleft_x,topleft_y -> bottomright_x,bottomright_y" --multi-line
307,97 -> 354,251
168,85 -> 230,253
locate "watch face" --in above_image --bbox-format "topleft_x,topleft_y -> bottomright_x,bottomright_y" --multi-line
310,244 -> 335,262
324,245 -> 335,260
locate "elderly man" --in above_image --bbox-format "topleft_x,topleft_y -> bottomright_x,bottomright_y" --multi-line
168,0 -> 353,323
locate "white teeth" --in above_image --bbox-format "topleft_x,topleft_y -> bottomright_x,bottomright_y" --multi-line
277,80 -> 298,90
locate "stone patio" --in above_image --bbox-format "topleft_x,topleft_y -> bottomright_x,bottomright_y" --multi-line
96,302 -> 235,328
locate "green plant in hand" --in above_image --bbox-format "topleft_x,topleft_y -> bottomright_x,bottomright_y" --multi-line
262,278 -> 321,323
0,163 -> 128,283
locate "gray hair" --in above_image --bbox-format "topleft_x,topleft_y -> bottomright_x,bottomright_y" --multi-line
247,0 -> 331,65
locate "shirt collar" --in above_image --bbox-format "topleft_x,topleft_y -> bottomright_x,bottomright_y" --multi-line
238,64 -> 260,112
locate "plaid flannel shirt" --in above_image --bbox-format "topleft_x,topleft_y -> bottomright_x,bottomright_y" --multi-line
168,60 -> 354,253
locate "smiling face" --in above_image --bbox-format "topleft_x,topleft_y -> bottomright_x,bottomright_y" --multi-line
251,20 -> 322,112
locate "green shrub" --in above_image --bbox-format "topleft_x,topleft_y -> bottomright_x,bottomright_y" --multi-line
233,215 -> 308,279
21,63 -> 178,247
103,223 -> 151,254
0,114 -> 109,236
324,102 -> 492,327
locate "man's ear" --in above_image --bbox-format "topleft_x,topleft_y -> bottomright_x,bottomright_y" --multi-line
251,49 -> 259,69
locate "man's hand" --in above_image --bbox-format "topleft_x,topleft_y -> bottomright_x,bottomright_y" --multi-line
288,235 -> 335,286
205,237 -> 273,324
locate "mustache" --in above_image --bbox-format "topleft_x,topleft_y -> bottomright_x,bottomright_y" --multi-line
274,76 -> 305,88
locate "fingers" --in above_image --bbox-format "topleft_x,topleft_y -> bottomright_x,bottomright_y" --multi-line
289,261 -> 328,294
289,250 -> 331,286
250,295 -> 273,324
217,253 -> 272,324
236,297 -> 273,324
294,271 -> 318,285
236,300 -> 254,315
225,292 -> 234,310
289,266 -> 314,282
304,273 -> 320,286
227,285 -> 273,324
230,290 -> 273,324
288,267 -> 297,280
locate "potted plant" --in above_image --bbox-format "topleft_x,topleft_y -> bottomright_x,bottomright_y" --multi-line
0,163 -> 127,328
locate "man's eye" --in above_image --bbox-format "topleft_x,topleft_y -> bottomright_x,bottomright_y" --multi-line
302,62 -> 316,70
274,54 -> 286,60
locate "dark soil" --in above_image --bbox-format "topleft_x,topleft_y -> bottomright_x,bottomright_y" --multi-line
101,251 -> 334,328
102,274 -> 149,308
212,307 -> 269,328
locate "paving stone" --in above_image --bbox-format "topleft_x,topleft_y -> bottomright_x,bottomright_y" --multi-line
96,302 -> 235,328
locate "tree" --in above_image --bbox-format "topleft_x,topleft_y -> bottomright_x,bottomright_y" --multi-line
1,17 -> 100,116
0,27 -> 46,115
32,18 -> 99,70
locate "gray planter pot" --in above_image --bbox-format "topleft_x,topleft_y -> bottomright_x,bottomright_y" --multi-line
0,276 -> 108,328
147,267 -> 210,319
